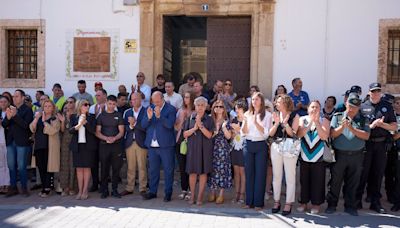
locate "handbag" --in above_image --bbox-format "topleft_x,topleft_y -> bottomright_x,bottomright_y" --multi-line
180,139 -> 188,155
278,136 -> 301,158
323,138 -> 336,163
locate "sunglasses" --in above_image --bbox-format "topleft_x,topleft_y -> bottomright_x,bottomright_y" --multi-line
214,105 -> 224,109
82,103 -> 90,107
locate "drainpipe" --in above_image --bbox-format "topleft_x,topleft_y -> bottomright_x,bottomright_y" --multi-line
323,0 -> 330,99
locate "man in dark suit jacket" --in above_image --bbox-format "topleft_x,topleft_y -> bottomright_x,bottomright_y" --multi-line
141,91 -> 176,202
120,92 -> 148,196
2,89 -> 34,197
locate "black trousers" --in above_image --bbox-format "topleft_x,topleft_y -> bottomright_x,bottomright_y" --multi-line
175,144 -> 189,192
35,149 -> 54,191
99,143 -> 122,192
326,151 -> 364,209
299,160 -> 326,205
385,147 -> 397,202
392,149 -> 400,206
91,148 -> 99,187
356,141 -> 387,206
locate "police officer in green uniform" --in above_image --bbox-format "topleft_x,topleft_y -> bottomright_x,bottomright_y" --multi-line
325,93 -> 370,216
356,83 -> 397,214
391,96 -> 400,212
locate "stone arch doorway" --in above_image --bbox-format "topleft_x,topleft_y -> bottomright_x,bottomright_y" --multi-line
139,0 -> 275,98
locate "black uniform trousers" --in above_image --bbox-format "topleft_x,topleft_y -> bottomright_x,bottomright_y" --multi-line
356,141 -> 387,206
326,150 -> 364,209
99,142 -> 123,192
385,146 -> 397,203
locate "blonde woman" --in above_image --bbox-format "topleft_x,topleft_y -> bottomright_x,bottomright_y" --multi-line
269,94 -> 299,216
30,100 -> 61,198
69,99 -> 98,200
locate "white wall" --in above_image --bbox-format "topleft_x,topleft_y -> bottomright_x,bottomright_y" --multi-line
0,0 -> 140,98
2,0 -> 400,103
273,0 -> 400,102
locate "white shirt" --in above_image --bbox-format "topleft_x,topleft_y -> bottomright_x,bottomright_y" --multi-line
164,92 -> 183,110
241,111 -> 272,141
78,115 -> 86,143
150,102 -> 165,148
124,106 -> 143,130
137,83 -> 151,108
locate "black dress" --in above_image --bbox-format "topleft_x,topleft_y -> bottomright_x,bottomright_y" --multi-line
184,114 -> 214,174
69,114 -> 98,168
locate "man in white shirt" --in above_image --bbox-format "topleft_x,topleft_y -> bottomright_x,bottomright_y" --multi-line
132,72 -> 151,108
89,89 -> 108,118
163,82 -> 183,110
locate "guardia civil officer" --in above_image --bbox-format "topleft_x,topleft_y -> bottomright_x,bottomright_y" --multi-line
325,93 -> 370,216
356,83 -> 397,214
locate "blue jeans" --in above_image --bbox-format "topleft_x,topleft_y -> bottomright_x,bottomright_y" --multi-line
244,140 -> 268,208
7,141 -> 30,189
148,147 -> 175,196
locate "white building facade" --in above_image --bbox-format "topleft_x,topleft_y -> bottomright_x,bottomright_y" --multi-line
0,0 -> 399,102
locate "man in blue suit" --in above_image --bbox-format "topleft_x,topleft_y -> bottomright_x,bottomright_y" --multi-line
121,92 -> 148,197
141,91 -> 176,202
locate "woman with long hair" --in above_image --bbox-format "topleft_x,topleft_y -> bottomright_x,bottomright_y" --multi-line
175,92 -> 195,200
57,96 -> 77,196
30,100 -> 61,197
269,94 -> 300,216
208,100 -> 232,204
69,99 -> 98,200
220,79 -> 237,114
241,92 -> 272,210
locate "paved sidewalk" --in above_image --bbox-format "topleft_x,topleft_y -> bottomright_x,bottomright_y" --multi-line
1,184 -> 400,228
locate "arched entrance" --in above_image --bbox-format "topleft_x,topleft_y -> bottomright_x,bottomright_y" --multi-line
139,0 -> 275,98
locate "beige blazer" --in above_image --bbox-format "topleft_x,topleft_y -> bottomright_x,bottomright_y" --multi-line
30,118 -> 61,172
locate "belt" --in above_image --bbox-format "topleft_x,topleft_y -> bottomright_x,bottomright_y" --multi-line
336,149 -> 363,156
368,137 -> 386,143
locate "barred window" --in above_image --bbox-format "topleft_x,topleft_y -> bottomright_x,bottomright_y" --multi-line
388,30 -> 400,84
7,30 -> 38,79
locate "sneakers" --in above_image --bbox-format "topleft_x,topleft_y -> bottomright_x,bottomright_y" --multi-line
178,191 -> 188,200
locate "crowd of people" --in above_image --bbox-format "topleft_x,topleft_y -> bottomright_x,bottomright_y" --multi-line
0,72 -> 400,217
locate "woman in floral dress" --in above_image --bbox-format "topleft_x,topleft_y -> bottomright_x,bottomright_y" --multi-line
208,100 -> 232,204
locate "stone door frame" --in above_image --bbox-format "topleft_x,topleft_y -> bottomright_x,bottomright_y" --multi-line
139,0 -> 275,97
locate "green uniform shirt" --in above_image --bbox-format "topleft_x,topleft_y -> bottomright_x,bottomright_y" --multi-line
331,111 -> 370,151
